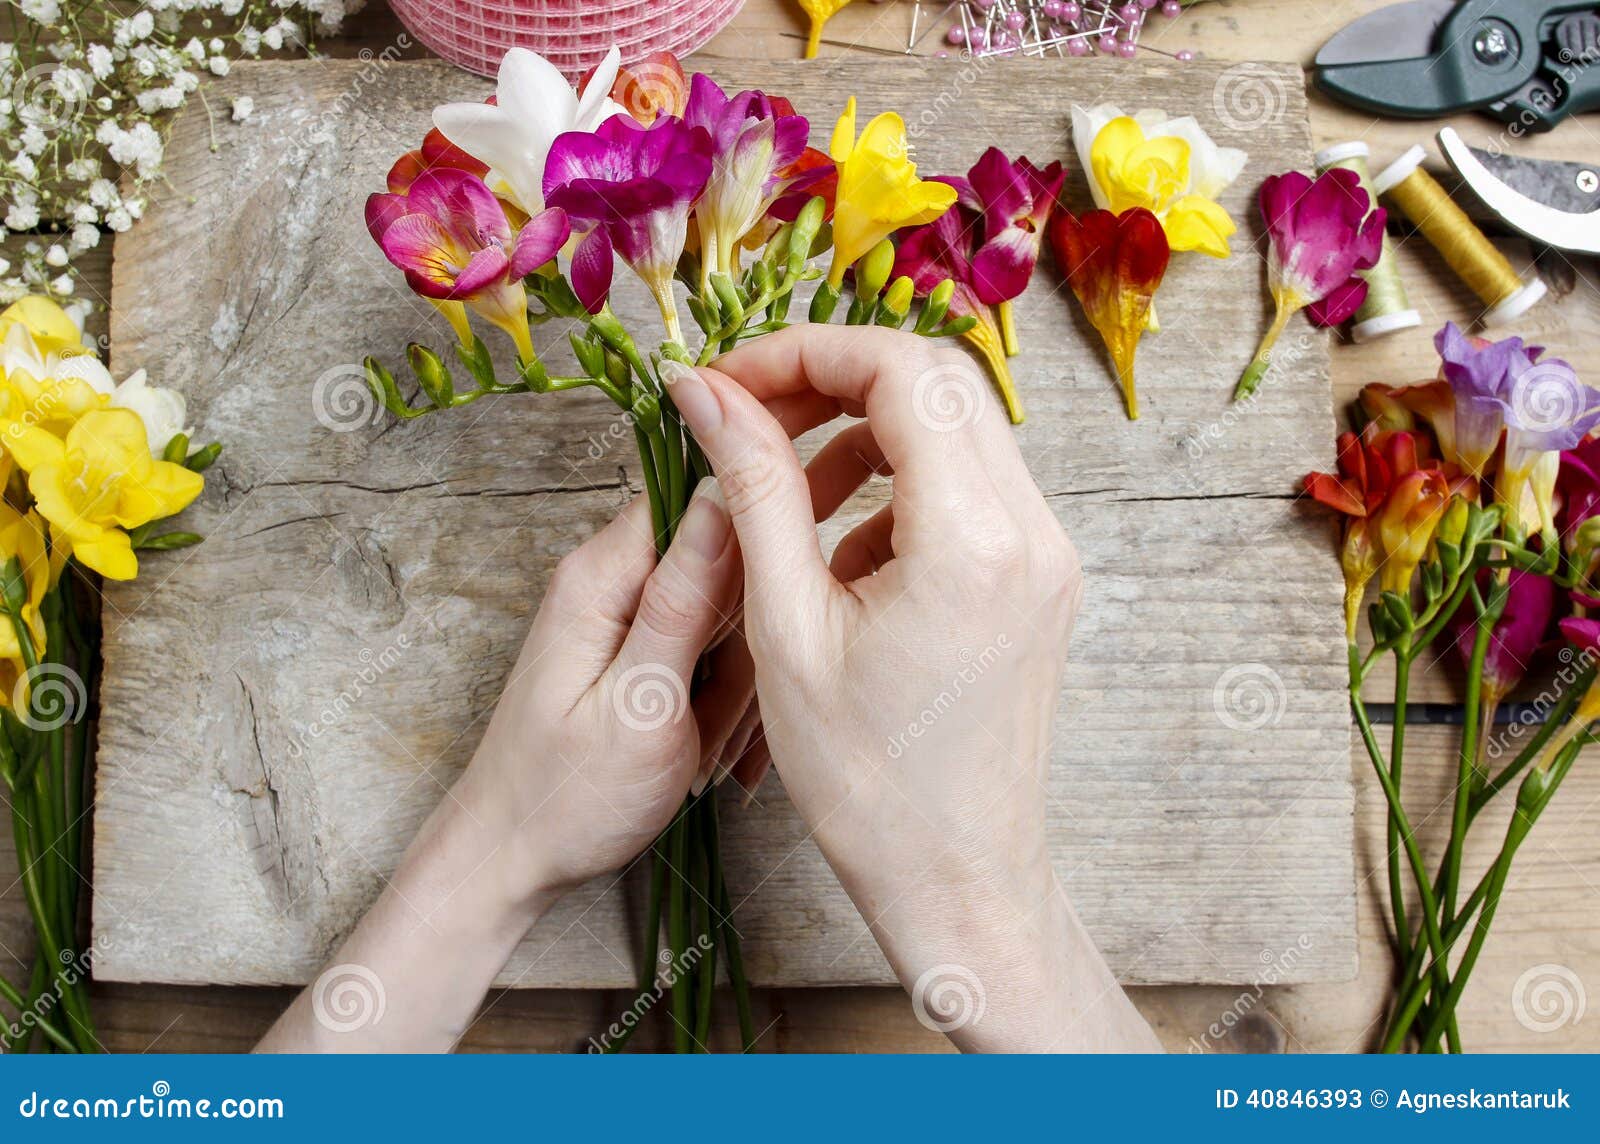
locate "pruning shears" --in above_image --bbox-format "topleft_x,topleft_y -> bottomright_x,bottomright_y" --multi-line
1437,125 -> 1600,250
1316,0 -> 1600,131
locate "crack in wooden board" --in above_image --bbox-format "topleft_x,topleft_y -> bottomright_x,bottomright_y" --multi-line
93,59 -> 1355,987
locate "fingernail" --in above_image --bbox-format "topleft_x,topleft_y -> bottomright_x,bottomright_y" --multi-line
690,767 -> 710,798
675,478 -> 730,561
659,360 -> 722,431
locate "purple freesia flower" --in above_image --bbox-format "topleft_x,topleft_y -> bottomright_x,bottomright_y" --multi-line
949,147 -> 1065,305
1433,322 -> 1600,518
680,73 -> 811,289
366,168 -> 570,361
1260,167 -> 1385,325
543,114 -> 713,332
1453,569 -> 1555,704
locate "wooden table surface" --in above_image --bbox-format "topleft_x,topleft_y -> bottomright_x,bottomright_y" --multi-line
3,0 -> 1597,1052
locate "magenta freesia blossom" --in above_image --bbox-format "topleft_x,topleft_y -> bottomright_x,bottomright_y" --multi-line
543,114 -> 713,337
681,73 -> 812,288
1558,436 -> 1600,545
952,148 -> 1066,308
366,169 -> 570,363
1236,168 -> 1385,399
1453,569 -> 1555,704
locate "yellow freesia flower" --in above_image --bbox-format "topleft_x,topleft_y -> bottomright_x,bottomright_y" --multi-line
0,504 -> 51,694
824,97 -> 957,289
0,296 -> 89,359
798,0 -> 854,59
5,409 -> 203,581
1074,106 -> 1244,259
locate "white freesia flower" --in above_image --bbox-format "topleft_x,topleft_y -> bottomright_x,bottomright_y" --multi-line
1071,103 -> 1247,257
0,319 -> 114,394
112,368 -> 192,456
432,46 -> 628,215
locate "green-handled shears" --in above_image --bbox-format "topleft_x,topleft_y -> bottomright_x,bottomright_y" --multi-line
1316,0 -> 1600,131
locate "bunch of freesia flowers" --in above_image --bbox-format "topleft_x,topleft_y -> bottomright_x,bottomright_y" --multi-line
1306,322 -> 1600,1051
361,46 -> 985,1051
0,295 -> 217,1052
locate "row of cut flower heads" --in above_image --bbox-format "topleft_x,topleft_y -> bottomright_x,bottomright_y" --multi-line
364,45 -> 1255,422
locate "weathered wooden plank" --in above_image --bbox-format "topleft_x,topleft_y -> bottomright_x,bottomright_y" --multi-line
91,57 -> 1355,987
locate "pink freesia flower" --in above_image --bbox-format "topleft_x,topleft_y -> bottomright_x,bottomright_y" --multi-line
1235,167 -> 1385,399
366,169 -> 570,364
543,114 -> 714,339
1452,569 -> 1555,705
1558,436 -> 1600,547
681,73 -> 816,290
893,200 -> 1024,423
954,148 -> 1066,310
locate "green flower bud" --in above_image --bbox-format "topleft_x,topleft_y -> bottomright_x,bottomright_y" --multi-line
185,442 -> 222,473
809,282 -> 841,324
569,332 -> 606,378
0,556 -> 26,615
855,239 -> 894,304
161,433 -> 191,465
408,342 -> 453,408
363,356 -> 409,417
915,278 -> 955,333
711,273 -> 744,322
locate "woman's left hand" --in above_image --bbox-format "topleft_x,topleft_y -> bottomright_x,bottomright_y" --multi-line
258,482 -> 750,1052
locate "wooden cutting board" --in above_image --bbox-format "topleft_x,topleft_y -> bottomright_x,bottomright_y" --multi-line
92,57 -> 1355,988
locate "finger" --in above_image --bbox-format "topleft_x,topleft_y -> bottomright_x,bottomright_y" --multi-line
713,699 -> 762,792
806,420 -> 892,523
660,359 -> 834,617
602,478 -> 741,717
711,324 -> 1023,503
829,504 -> 897,584
522,494 -> 658,696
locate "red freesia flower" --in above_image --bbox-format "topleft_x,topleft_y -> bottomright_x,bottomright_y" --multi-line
1048,206 -> 1169,420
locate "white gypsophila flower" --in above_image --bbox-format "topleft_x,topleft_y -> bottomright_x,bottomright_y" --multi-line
9,155 -> 39,182
210,57 -> 230,77
18,125 -> 47,156
112,368 -> 192,456
231,95 -> 254,122
49,273 -> 73,296
263,27 -> 284,51
0,257 -> 8,276
104,206 -> 133,232
44,244 -> 67,267
0,281 -> 26,305
87,177 -> 118,208
5,202 -> 40,231
70,202 -> 96,223
65,155 -> 99,180
69,223 -> 99,252
184,37 -> 206,62
19,0 -> 61,24
85,43 -> 113,80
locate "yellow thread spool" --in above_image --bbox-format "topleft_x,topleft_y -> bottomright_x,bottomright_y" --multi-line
1314,142 -> 1420,342
1372,145 -> 1546,328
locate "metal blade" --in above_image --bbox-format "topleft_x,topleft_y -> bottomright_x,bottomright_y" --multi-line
1438,127 -> 1600,254
1464,143 -> 1600,215
1314,0 -> 1454,67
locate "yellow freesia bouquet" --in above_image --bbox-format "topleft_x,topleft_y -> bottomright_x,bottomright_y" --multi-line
0,296 -> 218,1053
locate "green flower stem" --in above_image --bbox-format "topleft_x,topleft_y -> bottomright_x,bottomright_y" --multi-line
1386,643 -> 1413,966
1472,664 -> 1594,814
1234,297 -> 1296,400
708,794 -> 755,1050
1443,605 -> 1494,921
640,839 -> 667,995
667,811 -> 692,1053
1416,740 -> 1578,1053
692,796 -> 718,1051
1350,680 -> 1460,1051
4,956 -> 48,1052
0,968 -> 75,1053
10,784 -> 93,1051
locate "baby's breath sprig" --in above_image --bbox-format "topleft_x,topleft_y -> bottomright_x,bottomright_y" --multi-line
1,0 -> 362,310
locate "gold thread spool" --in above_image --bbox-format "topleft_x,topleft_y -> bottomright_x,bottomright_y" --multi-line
1372,145 -> 1546,328
1314,141 -> 1419,342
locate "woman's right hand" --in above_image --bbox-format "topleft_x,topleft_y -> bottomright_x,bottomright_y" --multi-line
660,328 -> 1159,1052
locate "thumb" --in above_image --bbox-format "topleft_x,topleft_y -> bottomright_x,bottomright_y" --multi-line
659,359 -> 831,618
